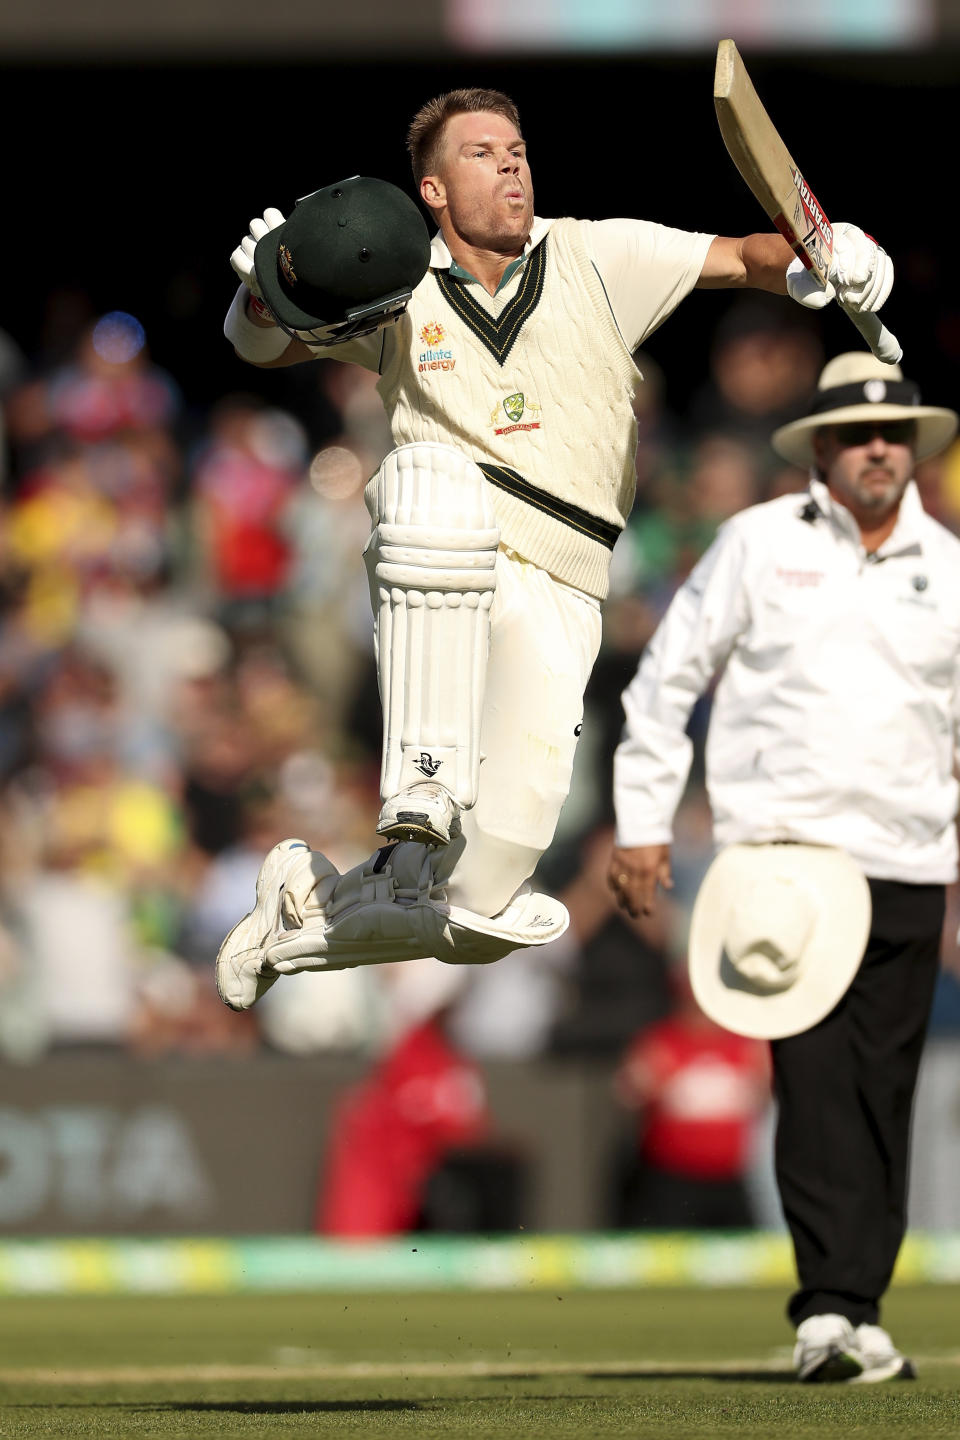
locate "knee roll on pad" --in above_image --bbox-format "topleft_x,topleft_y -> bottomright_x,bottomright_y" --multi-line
369,444 -> 499,809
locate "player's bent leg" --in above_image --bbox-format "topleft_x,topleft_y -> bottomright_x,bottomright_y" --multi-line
443,549 -> 603,918
365,443 -> 499,846
215,551 -> 599,1010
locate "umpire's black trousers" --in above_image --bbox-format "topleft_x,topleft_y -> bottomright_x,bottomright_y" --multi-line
770,878 -> 944,1329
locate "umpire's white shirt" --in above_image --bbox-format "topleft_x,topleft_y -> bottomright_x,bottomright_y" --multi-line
613,478 -> 960,883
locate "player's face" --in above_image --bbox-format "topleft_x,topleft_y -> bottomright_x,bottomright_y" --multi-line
814,420 -> 915,522
422,110 -> 534,252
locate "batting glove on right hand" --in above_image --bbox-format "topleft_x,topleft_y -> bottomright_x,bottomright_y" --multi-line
230,208 -> 285,299
786,222 -> 894,315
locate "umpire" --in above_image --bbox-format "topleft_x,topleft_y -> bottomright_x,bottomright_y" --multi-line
609,350 -> 960,1383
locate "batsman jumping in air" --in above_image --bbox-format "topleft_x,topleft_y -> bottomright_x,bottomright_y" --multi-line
217,84 -> 893,1009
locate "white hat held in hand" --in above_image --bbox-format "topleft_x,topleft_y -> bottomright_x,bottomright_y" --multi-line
687,843 -> 871,1040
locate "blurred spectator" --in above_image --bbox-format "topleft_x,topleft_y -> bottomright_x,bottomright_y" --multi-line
187,396 -> 307,630
608,962 -> 772,1229
612,430 -> 767,610
278,445 -> 375,731
315,1011 -> 492,1237
688,292 -> 823,485
4,310 -> 181,472
11,865 -> 139,1051
631,348 -> 681,496
275,363 -> 394,730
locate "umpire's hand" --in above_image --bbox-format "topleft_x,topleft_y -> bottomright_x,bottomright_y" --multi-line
608,843 -> 673,918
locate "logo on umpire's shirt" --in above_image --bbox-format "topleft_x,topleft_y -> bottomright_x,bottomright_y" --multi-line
899,574 -> 935,610
415,752 -> 442,777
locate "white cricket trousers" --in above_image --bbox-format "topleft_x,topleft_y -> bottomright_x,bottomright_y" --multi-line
442,546 -> 602,918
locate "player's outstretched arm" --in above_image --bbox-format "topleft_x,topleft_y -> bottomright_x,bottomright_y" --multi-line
696,226 -> 893,310
695,232 -> 795,292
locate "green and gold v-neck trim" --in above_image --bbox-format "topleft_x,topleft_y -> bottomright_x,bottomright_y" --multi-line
432,236 -> 548,367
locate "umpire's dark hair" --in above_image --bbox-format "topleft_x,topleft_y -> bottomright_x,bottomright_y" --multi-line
406,88 -> 522,186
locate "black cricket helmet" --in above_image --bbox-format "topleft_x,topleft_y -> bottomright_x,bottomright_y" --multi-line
253,175 -> 431,346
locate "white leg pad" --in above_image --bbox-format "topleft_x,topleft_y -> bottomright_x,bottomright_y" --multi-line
264,841 -> 568,974
367,443 -> 499,809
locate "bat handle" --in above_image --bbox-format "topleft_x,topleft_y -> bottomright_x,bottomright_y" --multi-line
842,305 -> 903,366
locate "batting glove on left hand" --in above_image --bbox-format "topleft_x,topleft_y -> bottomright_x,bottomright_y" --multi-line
786,222 -> 894,314
229,208 -> 286,299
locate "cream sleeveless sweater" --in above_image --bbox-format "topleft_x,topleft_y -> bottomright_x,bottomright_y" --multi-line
375,218 -> 641,601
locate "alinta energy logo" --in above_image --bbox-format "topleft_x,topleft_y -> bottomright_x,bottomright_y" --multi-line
418,321 -> 456,373
491,391 -> 541,436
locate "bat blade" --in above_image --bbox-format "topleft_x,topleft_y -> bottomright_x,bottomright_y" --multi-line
713,38 -> 901,364
714,38 -> 832,285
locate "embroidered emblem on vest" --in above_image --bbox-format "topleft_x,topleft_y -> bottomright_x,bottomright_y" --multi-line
491,392 -> 542,435
433,237 -> 548,367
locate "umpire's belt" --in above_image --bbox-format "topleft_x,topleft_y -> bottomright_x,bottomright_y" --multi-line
477,463 -> 621,551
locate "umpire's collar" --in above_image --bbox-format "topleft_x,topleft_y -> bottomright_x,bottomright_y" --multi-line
430,216 -> 555,292
808,476 -> 927,557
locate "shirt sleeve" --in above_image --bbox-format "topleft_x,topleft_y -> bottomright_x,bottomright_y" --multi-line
582,218 -> 716,352
613,522 -> 750,847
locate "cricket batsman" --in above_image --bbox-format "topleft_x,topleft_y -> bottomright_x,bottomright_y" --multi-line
216,86 -> 894,1008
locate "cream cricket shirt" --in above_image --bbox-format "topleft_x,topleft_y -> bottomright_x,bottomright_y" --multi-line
335,216 -> 713,600
613,479 -> 960,884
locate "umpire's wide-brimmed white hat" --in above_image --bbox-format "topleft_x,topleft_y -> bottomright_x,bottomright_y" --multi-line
771,352 -> 958,468
688,843 -> 871,1040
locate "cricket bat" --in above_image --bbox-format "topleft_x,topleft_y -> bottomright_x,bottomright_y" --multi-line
714,39 -> 902,364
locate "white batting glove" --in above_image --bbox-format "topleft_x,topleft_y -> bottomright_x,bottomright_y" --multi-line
786,222 -> 893,314
229,208 -> 286,299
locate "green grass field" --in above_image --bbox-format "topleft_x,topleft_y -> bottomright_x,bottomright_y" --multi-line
0,1287 -> 958,1438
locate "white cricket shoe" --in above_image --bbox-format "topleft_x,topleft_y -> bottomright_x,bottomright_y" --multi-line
216,838 -> 312,1012
793,1314 -> 863,1383
376,782 -> 461,846
850,1324 -> 916,1383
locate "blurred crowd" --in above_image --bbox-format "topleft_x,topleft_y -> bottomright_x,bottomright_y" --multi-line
3,288 -> 960,1232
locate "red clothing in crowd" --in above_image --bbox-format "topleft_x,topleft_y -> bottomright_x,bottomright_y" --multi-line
616,1012 -> 771,1181
316,1019 -> 490,1237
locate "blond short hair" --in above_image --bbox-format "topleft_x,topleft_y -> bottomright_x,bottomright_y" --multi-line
406,88 -> 522,186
